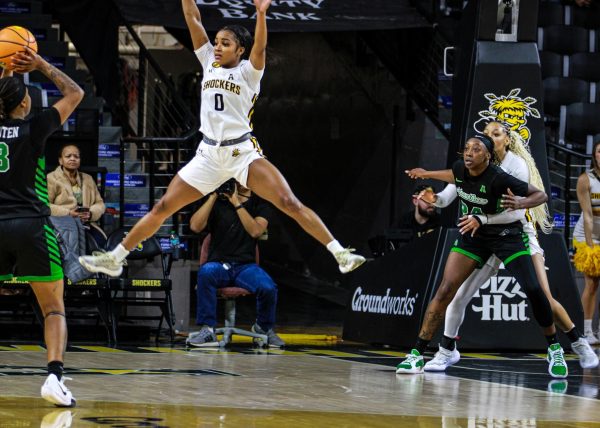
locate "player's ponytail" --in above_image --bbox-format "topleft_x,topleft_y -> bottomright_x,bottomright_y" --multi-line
0,97 -> 5,121
506,129 -> 554,234
0,76 -> 26,121
221,25 -> 253,60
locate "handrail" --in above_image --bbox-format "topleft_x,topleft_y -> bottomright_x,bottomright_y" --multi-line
546,142 -> 591,244
118,131 -> 199,229
547,142 -> 591,160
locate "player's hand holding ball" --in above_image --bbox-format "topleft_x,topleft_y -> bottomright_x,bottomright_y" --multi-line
10,47 -> 43,74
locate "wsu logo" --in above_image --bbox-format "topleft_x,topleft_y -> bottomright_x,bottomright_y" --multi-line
471,275 -> 529,321
474,88 -> 540,145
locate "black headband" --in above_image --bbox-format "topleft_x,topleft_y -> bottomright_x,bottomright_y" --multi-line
470,134 -> 495,160
0,77 -> 26,114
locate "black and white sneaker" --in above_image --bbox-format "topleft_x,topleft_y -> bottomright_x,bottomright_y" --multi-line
186,326 -> 219,347
251,323 -> 285,348
41,374 -> 76,407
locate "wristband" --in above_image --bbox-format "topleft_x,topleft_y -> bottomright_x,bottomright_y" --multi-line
235,204 -> 244,210
472,215 -> 484,226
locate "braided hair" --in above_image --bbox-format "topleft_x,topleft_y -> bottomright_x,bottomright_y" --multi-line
487,120 -> 553,234
220,25 -> 253,60
0,77 -> 26,121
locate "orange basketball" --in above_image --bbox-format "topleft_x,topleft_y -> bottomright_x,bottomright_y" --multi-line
0,26 -> 38,70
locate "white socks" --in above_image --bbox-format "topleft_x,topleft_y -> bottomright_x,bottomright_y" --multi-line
584,319 -> 593,333
326,240 -> 344,255
110,244 -> 130,262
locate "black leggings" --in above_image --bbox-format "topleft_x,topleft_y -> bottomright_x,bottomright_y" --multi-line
504,255 -> 553,328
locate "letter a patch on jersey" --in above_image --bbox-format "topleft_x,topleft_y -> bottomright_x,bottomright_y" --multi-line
480,185 -> 486,193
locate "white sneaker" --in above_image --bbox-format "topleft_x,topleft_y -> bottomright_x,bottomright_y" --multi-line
424,345 -> 460,372
572,338 -> 600,369
335,248 -> 366,274
584,330 -> 600,345
41,409 -> 73,428
79,251 -> 124,277
41,374 -> 76,407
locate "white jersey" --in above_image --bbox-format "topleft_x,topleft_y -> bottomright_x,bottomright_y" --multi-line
195,43 -> 263,142
573,170 -> 600,243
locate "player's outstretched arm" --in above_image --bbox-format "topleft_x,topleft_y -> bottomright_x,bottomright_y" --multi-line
249,0 -> 271,70
405,168 -> 455,183
11,48 -> 83,124
182,0 -> 209,50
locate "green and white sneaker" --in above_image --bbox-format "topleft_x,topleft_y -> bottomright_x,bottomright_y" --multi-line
547,343 -> 568,378
396,349 -> 425,374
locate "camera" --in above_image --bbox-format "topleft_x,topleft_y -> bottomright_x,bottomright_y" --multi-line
216,178 -> 236,200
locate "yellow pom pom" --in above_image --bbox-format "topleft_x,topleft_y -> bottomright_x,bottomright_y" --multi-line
573,243 -> 600,277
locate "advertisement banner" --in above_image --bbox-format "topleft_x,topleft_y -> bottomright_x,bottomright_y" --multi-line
114,0 -> 427,32
343,230 -> 444,348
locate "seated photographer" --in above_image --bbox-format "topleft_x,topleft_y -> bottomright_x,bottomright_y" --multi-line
397,184 -> 441,240
47,144 -> 107,247
188,179 -> 284,347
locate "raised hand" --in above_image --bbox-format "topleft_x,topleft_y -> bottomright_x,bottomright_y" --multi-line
11,47 -> 43,74
254,0 -> 272,13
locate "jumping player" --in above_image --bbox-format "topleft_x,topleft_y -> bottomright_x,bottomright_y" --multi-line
79,0 -> 365,277
408,121 -> 598,371
0,49 -> 84,405
396,135 -> 568,378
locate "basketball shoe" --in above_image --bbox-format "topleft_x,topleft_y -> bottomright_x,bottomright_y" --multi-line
334,249 -> 366,273
584,329 -> 600,345
424,345 -> 460,372
547,343 -> 568,378
79,251 -> 124,277
571,337 -> 599,369
41,374 -> 76,407
396,349 -> 425,374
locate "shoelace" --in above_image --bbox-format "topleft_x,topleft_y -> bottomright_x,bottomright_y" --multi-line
551,349 -> 566,365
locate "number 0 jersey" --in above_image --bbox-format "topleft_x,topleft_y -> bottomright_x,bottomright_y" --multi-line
0,107 -> 61,220
195,42 -> 264,142
451,159 -> 530,234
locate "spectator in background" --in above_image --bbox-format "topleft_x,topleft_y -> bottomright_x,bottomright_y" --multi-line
397,184 -> 441,239
47,144 -> 107,247
187,179 -> 284,348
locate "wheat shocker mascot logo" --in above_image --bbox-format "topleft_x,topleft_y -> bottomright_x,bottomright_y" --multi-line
474,88 -> 540,145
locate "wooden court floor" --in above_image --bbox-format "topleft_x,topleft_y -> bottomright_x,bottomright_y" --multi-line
0,343 -> 599,427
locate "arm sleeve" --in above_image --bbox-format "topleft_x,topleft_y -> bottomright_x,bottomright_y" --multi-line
240,60 -> 264,89
434,184 -> 458,208
30,107 -> 61,155
485,208 -> 526,225
194,42 -> 214,70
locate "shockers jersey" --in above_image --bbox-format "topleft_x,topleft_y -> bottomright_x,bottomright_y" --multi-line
195,42 -> 263,142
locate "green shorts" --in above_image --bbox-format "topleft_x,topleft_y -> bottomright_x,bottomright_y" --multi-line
0,217 -> 63,282
451,226 -> 531,268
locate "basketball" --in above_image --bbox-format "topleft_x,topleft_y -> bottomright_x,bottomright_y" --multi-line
0,26 -> 37,70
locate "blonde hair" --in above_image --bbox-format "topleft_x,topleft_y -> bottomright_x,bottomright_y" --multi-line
505,129 -> 553,234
